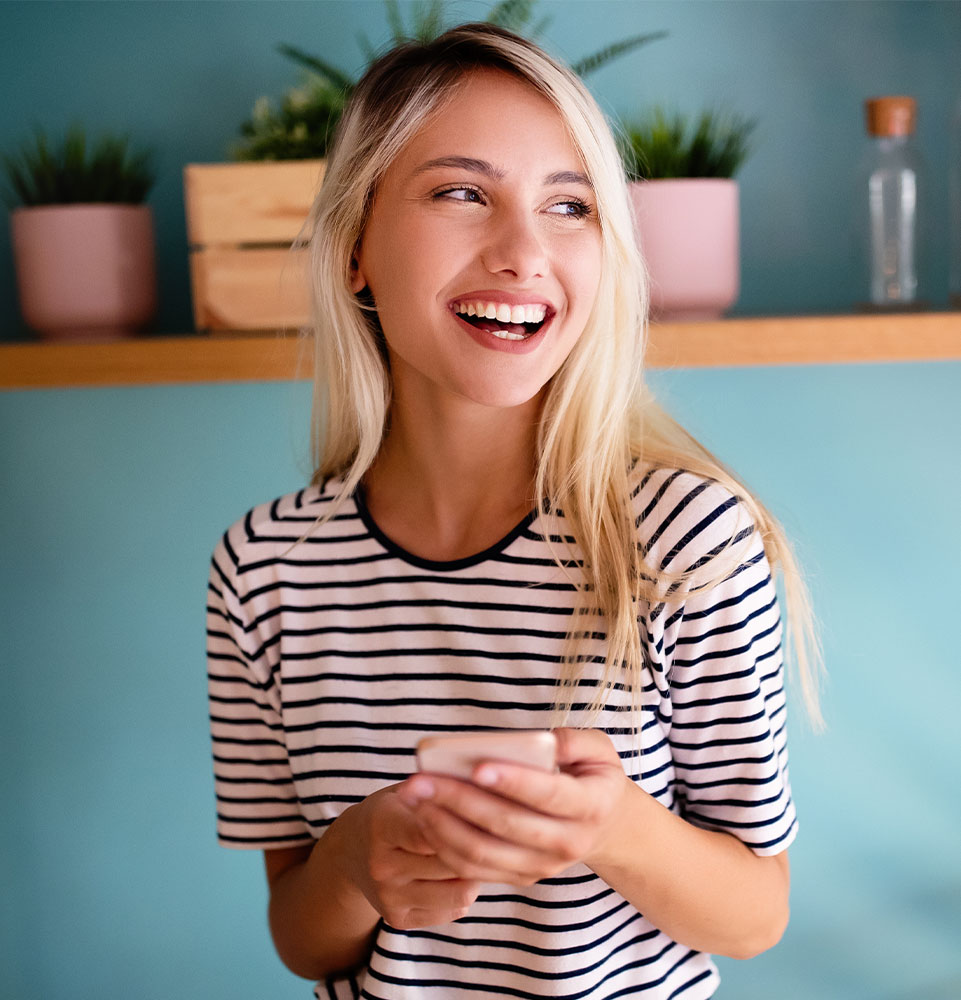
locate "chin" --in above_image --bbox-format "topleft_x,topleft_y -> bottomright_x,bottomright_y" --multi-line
458,381 -> 549,411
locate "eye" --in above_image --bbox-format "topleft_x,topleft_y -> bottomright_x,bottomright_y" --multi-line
546,198 -> 594,220
433,185 -> 486,205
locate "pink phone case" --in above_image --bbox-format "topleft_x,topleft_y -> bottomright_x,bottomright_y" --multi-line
416,730 -> 557,781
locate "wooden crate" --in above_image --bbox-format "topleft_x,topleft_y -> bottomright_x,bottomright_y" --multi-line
183,160 -> 326,332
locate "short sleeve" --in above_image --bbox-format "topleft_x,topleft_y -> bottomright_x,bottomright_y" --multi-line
206,529 -> 313,850
650,473 -> 797,856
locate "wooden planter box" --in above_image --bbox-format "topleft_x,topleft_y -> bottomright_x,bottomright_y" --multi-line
183,160 -> 326,333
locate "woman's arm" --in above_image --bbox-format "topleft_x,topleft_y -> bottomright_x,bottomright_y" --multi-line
263,784 -> 483,981
398,728 -> 789,960
588,774 -> 790,959
264,834 -> 377,981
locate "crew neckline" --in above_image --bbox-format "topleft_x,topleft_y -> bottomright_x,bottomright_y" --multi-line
353,482 -> 540,571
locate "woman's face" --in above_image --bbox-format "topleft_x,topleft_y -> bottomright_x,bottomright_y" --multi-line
352,68 -> 603,413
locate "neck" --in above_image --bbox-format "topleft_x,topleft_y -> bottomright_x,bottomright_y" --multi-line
361,384 -> 542,560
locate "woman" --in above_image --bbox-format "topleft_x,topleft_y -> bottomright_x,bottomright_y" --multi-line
206,22 -> 822,1000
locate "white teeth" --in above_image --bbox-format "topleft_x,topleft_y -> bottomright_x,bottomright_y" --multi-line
453,300 -> 549,324
491,328 -> 527,341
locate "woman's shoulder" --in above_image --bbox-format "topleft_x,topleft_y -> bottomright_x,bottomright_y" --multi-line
210,479 -> 342,572
629,464 -> 759,575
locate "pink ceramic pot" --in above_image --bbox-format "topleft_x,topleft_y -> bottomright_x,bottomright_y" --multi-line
11,203 -> 157,340
629,179 -> 740,322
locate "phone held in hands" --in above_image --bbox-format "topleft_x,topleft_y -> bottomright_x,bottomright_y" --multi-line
416,730 -> 558,782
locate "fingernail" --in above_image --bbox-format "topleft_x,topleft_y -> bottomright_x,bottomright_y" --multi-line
405,776 -> 435,801
474,766 -> 499,787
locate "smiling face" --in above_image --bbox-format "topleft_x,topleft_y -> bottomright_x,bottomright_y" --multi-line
351,69 -> 603,414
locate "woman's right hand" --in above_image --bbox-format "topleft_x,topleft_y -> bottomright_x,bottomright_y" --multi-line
345,784 -> 483,930
265,782 -> 481,979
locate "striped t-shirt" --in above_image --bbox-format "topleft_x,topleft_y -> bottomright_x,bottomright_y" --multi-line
206,466 -> 797,999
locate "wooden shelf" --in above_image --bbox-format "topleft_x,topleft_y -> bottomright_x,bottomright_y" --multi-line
1,312 -> 959,390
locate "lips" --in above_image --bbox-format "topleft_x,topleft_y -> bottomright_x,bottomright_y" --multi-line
450,309 -> 555,355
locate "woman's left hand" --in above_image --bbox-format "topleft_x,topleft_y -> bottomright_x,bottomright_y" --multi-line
396,728 -> 632,887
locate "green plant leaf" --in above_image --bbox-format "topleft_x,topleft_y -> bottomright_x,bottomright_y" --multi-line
231,69 -> 349,161
384,0 -> 406,43
486,0 -> 537,32
571,30 -> 667,77
356,30 -> 377,63
2,126 -> 156,207
620,107 -> 757,180
276,43 -> 355,92
528,13 -> 554,38
410,0 -> 448,42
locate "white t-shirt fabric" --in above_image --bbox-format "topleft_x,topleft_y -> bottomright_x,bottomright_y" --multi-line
206,466 -> 797,999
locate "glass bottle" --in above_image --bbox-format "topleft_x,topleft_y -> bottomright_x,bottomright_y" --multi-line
860,96 -> 924,310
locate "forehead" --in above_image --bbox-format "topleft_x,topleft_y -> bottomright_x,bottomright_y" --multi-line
387,68 -> 585,175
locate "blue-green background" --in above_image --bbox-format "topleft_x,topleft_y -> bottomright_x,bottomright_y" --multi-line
2,3 -> 960,999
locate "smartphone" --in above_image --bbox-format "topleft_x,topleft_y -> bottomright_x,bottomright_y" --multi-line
416,730 -> 557,781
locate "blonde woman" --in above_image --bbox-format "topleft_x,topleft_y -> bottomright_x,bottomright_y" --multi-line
206,23 -> 821,1000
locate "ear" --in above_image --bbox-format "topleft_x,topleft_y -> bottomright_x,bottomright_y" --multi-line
349,251 -> 367,294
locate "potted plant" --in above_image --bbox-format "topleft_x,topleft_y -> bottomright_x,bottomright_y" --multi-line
622,108 -> 756,322
184,0 -> 666,333
3,127 -> 157,341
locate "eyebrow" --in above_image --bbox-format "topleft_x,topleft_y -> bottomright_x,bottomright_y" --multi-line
543,170 -> 593,188
412,156 -> 593,189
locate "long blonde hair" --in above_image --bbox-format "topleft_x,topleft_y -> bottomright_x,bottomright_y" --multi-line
299,23 -> 823,728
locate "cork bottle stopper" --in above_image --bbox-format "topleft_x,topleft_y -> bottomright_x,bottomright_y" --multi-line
865,97 -> 917,137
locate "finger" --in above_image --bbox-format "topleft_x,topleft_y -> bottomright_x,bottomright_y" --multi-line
391,847 -> 463,881
397,774 -> 472,810
470,729 -> 627,816
397,822 -> 438,856
399,876 -> 480,909
415,801 -> 568,884
383,878 -> 481,930
553,727 -> 623,773
416,775 -> 576,854
405,766 -> 586,826
383,789 -> 443,855
471,761 -> 597,820
390,906 -> 470,931
387,901 -> 472,930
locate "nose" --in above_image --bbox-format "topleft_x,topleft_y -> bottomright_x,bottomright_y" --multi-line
480,205 -> 549,282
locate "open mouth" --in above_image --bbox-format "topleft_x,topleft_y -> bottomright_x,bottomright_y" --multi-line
452,300 -> 552,341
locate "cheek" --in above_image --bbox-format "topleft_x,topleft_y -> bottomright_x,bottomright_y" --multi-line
364,221 -> 450,314
563,238 -> 603,322
579,266 -> 602,317
361,259 -> 414,334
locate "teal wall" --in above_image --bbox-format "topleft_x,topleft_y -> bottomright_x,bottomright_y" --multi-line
3,364 -> 960,1000
0,0 -> 960,336
2,3 -> 961,1000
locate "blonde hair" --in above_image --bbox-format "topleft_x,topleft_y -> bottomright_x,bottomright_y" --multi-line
300,23 -> 823,728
